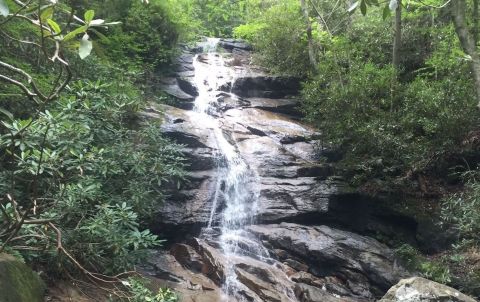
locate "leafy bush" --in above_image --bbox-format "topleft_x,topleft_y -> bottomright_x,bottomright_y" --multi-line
300,9 -> 477,186
234,0 -> 311,76
127,277 -> 179,302
0,79 -> 185,275
395,244 -> 452,284
441,179 -> 480,248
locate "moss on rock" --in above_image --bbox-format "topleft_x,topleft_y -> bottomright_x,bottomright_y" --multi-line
0,253 -> 45,302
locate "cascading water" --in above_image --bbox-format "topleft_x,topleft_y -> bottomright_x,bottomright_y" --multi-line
191,38 -> 290,301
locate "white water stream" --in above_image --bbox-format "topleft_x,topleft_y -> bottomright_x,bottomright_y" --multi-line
192,38 -> 284,301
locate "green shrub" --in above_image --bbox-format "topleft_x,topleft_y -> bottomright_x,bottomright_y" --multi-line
441,179 -> 480,248
127,277 -> 178,302
0,79 -> 185,275
234,0 -> 311,76
395,244 -> 452,284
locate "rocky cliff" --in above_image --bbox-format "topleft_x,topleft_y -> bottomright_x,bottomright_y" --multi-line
140,39 -> 477,302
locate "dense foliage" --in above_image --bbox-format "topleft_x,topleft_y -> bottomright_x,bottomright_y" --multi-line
233,0 -> 480,296
0,0 -> 185,297
236,1 -> 479,190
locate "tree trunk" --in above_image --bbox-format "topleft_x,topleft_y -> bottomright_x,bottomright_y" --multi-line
300,0 -> 317,68
473,0 -> 479,44
392,0 -> 402,69
451,0 -> 480,108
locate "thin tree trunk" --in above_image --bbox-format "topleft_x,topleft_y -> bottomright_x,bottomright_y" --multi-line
300,0 -> 317,68
392,0 -> 402,69
390,0 -> 402,109
451,0 -> 480,108
474,0 -> 479,44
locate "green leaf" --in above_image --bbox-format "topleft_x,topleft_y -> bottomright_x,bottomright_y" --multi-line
47,19 -> 61,34
383,5 -> 391,19
84,10 -> 94,23
0,0 -> 9,17
40,6 -> 53,22
79,33 -> 92,59
360,0 -> 367,15
63,25 -> 88,41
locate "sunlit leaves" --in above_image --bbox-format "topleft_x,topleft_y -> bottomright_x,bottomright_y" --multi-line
47,19 -> 61,34
63,25 -> 88,41
84,9 -> 95,23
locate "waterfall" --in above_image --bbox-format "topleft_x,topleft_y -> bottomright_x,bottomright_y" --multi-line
192,38 -> 278,301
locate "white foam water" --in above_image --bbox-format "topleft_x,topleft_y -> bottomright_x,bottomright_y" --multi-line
192,38 -> 296,302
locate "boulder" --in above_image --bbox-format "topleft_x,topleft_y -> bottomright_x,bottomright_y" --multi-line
379,277 -> 478,302
0,253 -> 45,302
247,223 -> 407,299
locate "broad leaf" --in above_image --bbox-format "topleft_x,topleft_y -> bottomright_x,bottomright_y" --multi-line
47,19 -> 61,34
79,33 -> 92,59
63,25 -> 88,41
0,0 -> 9,17
84,10 -> 94,23
360,0 -> 367,15
40,6 -> 54,22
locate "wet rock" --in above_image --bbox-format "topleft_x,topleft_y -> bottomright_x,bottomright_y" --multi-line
247,97 -> 301,117
379,277 -> 478,302
219,39 -> 253,52
159,78 -> 195,110
235,267 -> 283,302
284,259 -> 309,272
177,77 -> 199,97
0,253 -> 45,302
159,104 -> 218,149
225,108 -> 318,145
255,177 -> 338,223
228,76 -> 301,98
247,223 -> 407,299
170,244 -> 204,272
139,250 -> 225,302
294,283 -> 363,302
190,239 -> 226,285
214,93 -> 251,112
173,52 -> 195,73
154,173 -> 217,236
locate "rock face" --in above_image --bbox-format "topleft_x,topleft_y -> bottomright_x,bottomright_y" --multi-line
248,223 -> 407,300
229,76 -> 301,98
141,224 -> 406,302
149,38 -> 418,302
0,253 -> 45,302
379,277 -> 478,302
